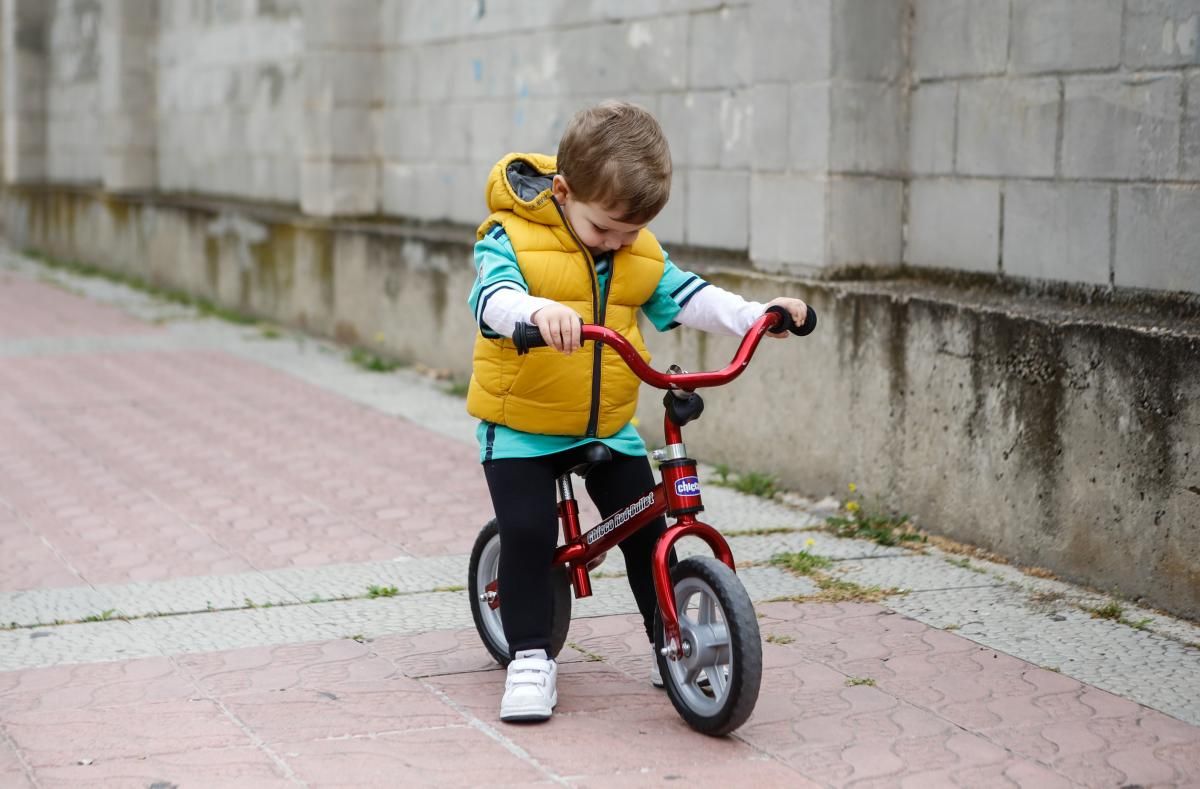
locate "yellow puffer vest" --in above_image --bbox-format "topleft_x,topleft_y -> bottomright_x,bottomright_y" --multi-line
466,153 -> 666,437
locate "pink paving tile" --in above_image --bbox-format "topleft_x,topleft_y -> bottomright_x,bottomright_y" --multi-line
0,275 -> 157,339
0,741 -> 34,789
174,639 -> 460,742
0,347 -> 501,586
492,702 -> 781,779
569,759 -> 817,788
32,747 -> 294,788
0,656 -> 197,714
177,638 -> 389,697
4,699 -> 254,767
368,628 -> 590,678
275,726 -> 550,788
0,524 -> 80,592
220,677 -> 460,744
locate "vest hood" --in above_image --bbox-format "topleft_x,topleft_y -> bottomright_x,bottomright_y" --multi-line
481,153 -> 564,232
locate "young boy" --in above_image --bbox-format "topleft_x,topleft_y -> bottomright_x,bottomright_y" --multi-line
467,101 -> 807,722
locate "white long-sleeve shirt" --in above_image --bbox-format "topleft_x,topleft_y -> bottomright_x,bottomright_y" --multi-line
481,282 -> 766,339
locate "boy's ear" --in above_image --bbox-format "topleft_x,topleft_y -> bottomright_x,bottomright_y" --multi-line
551,174 -> 571,205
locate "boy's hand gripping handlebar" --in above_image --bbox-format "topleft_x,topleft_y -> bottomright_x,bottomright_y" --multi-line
511,304 -> 817,389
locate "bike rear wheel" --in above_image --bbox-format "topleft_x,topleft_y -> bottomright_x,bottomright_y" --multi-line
653,556 -> 762,736
467,518 -> 572,666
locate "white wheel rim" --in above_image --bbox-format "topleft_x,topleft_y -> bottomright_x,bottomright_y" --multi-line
476,534 -> 507,655
664,575 -> 733,716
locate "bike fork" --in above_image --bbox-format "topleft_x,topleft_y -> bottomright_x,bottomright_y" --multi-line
653,515 -> 736,658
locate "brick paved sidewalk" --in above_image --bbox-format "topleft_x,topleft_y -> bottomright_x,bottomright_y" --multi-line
2,254 -> 1199,787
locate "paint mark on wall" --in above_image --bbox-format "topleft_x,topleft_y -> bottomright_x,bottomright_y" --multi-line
1162,15 -> 1198,57
627,22 -> 653,49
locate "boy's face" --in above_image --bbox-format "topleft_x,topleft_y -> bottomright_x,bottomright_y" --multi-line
552,175 -> 647,255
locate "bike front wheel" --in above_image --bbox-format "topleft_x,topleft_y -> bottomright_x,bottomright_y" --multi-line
653,556 -> 762,736
467,518 -> 572,666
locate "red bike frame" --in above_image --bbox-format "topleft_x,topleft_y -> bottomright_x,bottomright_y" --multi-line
486,310 -> 789,658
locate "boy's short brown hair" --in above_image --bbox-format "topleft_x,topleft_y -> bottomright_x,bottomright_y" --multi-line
556,100 -> 672,225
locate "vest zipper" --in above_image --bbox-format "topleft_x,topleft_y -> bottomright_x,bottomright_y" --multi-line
553,201 -> 603,438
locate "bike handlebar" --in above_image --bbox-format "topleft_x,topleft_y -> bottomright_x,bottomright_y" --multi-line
512,305 -> 817,391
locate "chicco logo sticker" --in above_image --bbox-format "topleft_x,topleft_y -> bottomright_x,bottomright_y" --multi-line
675,476 -> 701,497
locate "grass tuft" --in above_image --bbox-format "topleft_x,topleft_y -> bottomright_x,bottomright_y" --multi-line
770,551 -> 832,577
348,348 -> 405,373
367,584 -> 399,598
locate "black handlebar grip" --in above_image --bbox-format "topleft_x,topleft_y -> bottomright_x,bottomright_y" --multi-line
765,304 -> 818,336
512,321 -> 548,355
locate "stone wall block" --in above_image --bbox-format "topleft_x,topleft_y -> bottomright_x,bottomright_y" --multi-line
102,151 -> 156,192
624,17 -> 690,93
1123,0 -> 1200,68
1003,182 -> 1112,286
508,97 -> 571,157
913,0 -> 1010,79
382,50 -> 418,105
829,177 -> 903,265
789,81 -> 831,173
1115,186 -> 1200,292
832,0 -> 906,81
749,173 -> 826,269
909,82 -> 957,175
1184,71 -> 1200,179
651,170 -> 687,246
750,0 -> 831,82
685,169 -> 749,250
466,100 -> 514,165
907,179 -> 1001,272
304,51 -> 381,110
662,90 -> 752,170
689,6 -> 751,89
829,81 -> 905,173
751,83 -> 789,172
1011,0 -> 1122,74
415,43 -> 460,104
957,78 -> 1060,177
302,0 -> 381,48
1063,75 -> 1183,179
302,159 -> 379,216
303,108 -> 374,159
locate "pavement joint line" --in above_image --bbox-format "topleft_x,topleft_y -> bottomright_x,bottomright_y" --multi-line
417,677 -> 571,787
168,650 -> 305,787
896,582 -> 1007,594
0,722 -> 39,787
0,584 -> 470,632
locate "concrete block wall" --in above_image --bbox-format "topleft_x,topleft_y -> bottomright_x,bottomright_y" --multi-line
157,0 -> 304,203
909,0 -> 1200,292
44,0 -> 101,184
373,0 -> 752,244
2,0 -> 1196,295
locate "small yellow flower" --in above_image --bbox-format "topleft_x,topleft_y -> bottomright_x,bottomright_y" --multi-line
805,538 -> 816,548
846,500 -> 860,513
848,482 -> 857,493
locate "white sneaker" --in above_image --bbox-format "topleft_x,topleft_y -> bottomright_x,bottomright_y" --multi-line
500,649 -> 557,722
650,647 -> 664,688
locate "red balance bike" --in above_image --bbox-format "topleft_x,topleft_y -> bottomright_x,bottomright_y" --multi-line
468,305 -> 817,735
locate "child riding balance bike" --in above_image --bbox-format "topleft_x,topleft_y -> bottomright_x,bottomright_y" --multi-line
464,101 -> 814,735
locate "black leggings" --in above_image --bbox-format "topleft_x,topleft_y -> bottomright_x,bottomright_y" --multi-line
483,445 -> 669,657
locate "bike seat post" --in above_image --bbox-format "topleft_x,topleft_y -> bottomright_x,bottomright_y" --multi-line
556,474 -> 592,598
